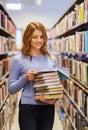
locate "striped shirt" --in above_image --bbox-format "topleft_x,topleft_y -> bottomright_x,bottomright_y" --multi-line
8,53 -> 59,105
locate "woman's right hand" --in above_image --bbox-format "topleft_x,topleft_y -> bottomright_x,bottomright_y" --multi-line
25,70 -> 37,81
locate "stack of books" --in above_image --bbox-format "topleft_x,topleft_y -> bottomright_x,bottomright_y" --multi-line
33,70 -> 63,100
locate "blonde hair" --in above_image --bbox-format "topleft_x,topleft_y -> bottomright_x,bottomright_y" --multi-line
21,21 -> 51,59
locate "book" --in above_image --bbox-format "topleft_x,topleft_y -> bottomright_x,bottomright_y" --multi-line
37,69 -> 58,73
57,67 -> 69,80
36,88 -> 63,93
34,78 -> 60,84
34,79 -> 60,86
35,85 -> 63,91
79,2 -> 85,23
85,30 -> 88,52
35,90 -> 63,96
33,81 -> 60,88
36,71 -> 58,78
85,0 -> 88,22
35,75 -> 59,81
35,93 -> 63,100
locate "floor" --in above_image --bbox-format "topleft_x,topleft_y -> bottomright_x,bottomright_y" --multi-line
11,101 -> 63,130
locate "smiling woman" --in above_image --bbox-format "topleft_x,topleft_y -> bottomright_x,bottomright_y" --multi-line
8,21 -> 59,130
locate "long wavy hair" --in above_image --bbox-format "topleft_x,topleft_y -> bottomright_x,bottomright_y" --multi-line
21,21 -> 51,60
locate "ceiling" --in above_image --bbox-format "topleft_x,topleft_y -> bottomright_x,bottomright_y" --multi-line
1,0 -> 76,30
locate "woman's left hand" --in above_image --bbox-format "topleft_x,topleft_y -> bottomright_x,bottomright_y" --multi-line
39,95 -> 55,104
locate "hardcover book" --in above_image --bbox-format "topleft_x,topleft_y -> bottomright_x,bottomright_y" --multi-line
35,93 -> 63,100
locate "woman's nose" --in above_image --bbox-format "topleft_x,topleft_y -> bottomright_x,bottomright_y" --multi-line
37,37 -> 41,41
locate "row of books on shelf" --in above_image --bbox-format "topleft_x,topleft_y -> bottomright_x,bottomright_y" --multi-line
0,57 -> 12,78
51,0 -> 88,37
0,7 -> 16,37
33,69 -> 63,100
60,106 -> 88,130
0,78 -> 8,107
0,97 -> 10,130
0,94 -> 17,130
63,79 -> 88,117
0,36 -> 7,53
63,90 -> 88,120
50,30 -> 88,53
6,39 -> 17,51
60,112 -> 75,130
55,53 -> 88,86
69,58 -> 88,85
0,36 -> 17,53
61,94 -> 88,130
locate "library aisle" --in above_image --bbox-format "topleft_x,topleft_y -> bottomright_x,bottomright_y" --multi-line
11,100 -> 63,130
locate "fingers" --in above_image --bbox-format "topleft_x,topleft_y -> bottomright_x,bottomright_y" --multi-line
46,99 -> 55,104
26,75 -> 35,80
29,70 -> 37,74
44,99 -> 55,104
39,95 -> 55,104
39,94 -> 45,102
25,70 -> 37,80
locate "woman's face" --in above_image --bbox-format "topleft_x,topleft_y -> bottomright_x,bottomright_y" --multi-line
30,29 -> 44,50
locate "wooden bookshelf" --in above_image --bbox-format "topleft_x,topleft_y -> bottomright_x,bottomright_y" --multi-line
0,2 -> 17,130
64,89 -> 88,126
50,0 -> 88,129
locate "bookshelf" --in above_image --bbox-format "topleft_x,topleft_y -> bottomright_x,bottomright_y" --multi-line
50,0 -> 88,129
0,2 -> 17,130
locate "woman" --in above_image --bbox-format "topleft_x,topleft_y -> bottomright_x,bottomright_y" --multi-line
8,21 -> 59,130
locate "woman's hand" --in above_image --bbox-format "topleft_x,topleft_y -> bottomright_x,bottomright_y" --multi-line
39,94 -> 55,104
25,70 -> 37,81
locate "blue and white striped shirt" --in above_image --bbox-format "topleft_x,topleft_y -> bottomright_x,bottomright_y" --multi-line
8,53 -> 59,105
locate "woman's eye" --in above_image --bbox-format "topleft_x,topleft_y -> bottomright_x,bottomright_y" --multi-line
32,36 -> 36,39
32,35 -> 44,39
40,36 -> 44,39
